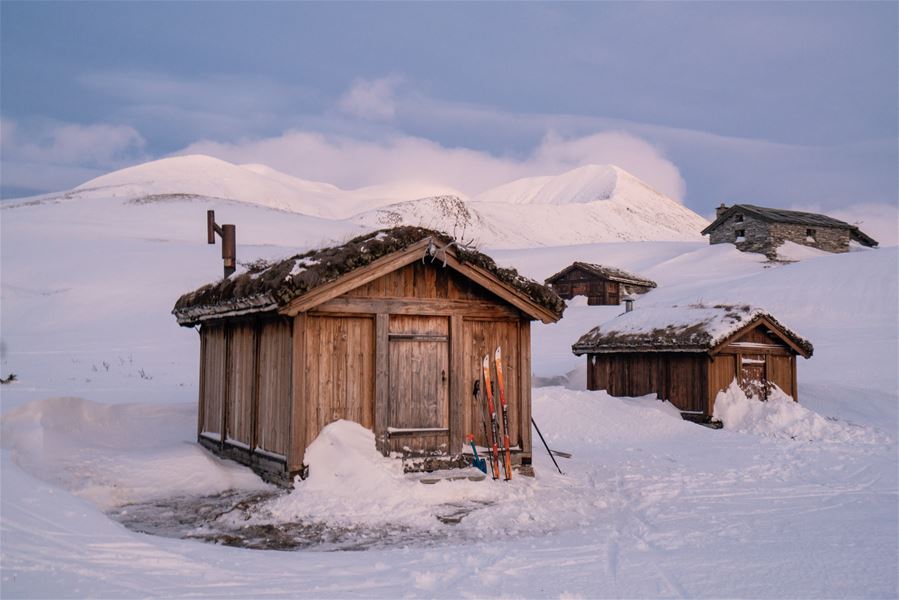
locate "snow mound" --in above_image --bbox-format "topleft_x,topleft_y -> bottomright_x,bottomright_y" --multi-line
712,382 -> 886,443
0,397 -> 269,509
253,420 -> 499,529
776,240 -> 830,262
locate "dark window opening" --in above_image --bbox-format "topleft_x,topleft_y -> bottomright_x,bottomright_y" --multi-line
735,214 -> 744,223
735,229 -> 746,239
806,228 -> 816,240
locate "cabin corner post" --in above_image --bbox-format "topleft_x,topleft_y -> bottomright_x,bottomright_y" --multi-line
287,313 -> 307,474
221,326 -> 232,450
374,314 -> 390,454
197,326 -> 207,439
519,320 -> 533,458
791,354 -> 798,401
449,314 -> 465,458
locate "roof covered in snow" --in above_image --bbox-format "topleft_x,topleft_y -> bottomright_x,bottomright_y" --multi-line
544,262 -> 657,288
572,303 -> 813,357
702,204 -> 879,247
173,226 -> 565,325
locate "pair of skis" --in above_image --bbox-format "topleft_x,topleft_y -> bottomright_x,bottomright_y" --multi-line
476,347 -> 513,481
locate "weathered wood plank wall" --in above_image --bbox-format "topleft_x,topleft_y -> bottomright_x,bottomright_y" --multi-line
200,325 -> 226,440
226,323 -> 255,447
463,319 -> 522,449
303,315 -> 375,449
256,319 -> 291,457
590,353 -> 707,413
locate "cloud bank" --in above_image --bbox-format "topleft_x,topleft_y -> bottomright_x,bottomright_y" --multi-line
179,128 -> 687,200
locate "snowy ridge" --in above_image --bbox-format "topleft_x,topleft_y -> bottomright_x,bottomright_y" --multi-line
476,164 -> 643,205
61,155 -> 467,220
8,155 -> 709,247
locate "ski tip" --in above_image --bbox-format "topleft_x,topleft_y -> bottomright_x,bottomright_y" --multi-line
482,354 -> 489,367
494,346 -> 502,360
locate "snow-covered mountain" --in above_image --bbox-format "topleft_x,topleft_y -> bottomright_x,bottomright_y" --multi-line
69,155 -> 466,220
18,155 -> 709,247
476,164 -> 654,205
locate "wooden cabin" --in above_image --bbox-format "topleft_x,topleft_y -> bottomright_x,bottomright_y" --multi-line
173,227 -> 564,484
544,262 -> 656,306
571,304 -> 813,421
703,203 -> 879,258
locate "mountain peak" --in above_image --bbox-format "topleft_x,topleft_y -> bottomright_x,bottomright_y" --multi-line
474,164 -> 655,205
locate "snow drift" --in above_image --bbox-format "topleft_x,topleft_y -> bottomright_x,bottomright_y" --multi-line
712,381 -> 886,444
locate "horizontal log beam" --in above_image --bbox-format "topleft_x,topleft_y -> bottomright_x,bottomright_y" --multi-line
310,296 -> 522,319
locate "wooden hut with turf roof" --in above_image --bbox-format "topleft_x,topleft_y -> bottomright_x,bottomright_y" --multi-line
544,262 -> 657,306
173,226 -> 565,483
572,304 -> 813,422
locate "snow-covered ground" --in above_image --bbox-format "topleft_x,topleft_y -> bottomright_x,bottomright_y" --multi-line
1,165 -> 897,598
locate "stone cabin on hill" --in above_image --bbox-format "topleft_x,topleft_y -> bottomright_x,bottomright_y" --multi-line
544,262 -> 657,306
702,204 -> 878,258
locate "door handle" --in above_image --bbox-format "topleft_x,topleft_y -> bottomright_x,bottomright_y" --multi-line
441,369 -> 447,383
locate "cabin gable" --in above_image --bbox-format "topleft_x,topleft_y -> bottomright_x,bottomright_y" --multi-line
181,231 -> 560,484
575,305 -> 812,422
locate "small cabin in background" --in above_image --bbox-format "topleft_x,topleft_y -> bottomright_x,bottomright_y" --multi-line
702,204 -> 879,258
544,262 -> 657,306
173,227 -> 564,484
571,304 -> 813,421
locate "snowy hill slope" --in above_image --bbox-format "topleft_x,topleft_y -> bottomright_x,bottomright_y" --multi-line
10,156 -> 709,247
53,155 -> 465,220
471,164 -> 709,245
1,181 -> 897,597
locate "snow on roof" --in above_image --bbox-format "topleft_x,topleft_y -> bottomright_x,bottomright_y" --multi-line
702,204 -> 879,247
173,226 -> 565,326
572,303 -> 813,356
545,262 -> 657,288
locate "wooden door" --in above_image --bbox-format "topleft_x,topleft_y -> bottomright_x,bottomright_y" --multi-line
304,315 -> 375,446
387,315 -> 449,454
740,353 -> 769,400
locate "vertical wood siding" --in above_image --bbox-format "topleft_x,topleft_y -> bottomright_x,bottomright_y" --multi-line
304,315 -> 375,448
346,260 -> 501,303
707,355 -> 737,413
463,318 -> 522,448
200,325 -> 226,438
226,323 -> 255,446
590,352 -> 707,413
256,319 -> 291,456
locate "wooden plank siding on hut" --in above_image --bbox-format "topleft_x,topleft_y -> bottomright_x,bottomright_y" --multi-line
544,262 -> 656,306
176,227 -> 564,484
573,305 -> 813,421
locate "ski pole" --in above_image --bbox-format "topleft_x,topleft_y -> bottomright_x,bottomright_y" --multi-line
531,417 -> 563,475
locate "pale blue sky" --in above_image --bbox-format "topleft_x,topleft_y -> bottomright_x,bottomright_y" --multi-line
1,1 -> 896,217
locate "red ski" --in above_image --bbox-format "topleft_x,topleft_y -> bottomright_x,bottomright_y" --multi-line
494,346 -> 513,480
482,354 -> 502,481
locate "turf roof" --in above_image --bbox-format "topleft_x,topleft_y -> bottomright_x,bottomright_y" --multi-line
173,226 -> 565,325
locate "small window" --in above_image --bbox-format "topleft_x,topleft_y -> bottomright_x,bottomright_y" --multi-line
735,214 -> 744,223
735,229 -> 746,240
806,228 -> 817,241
